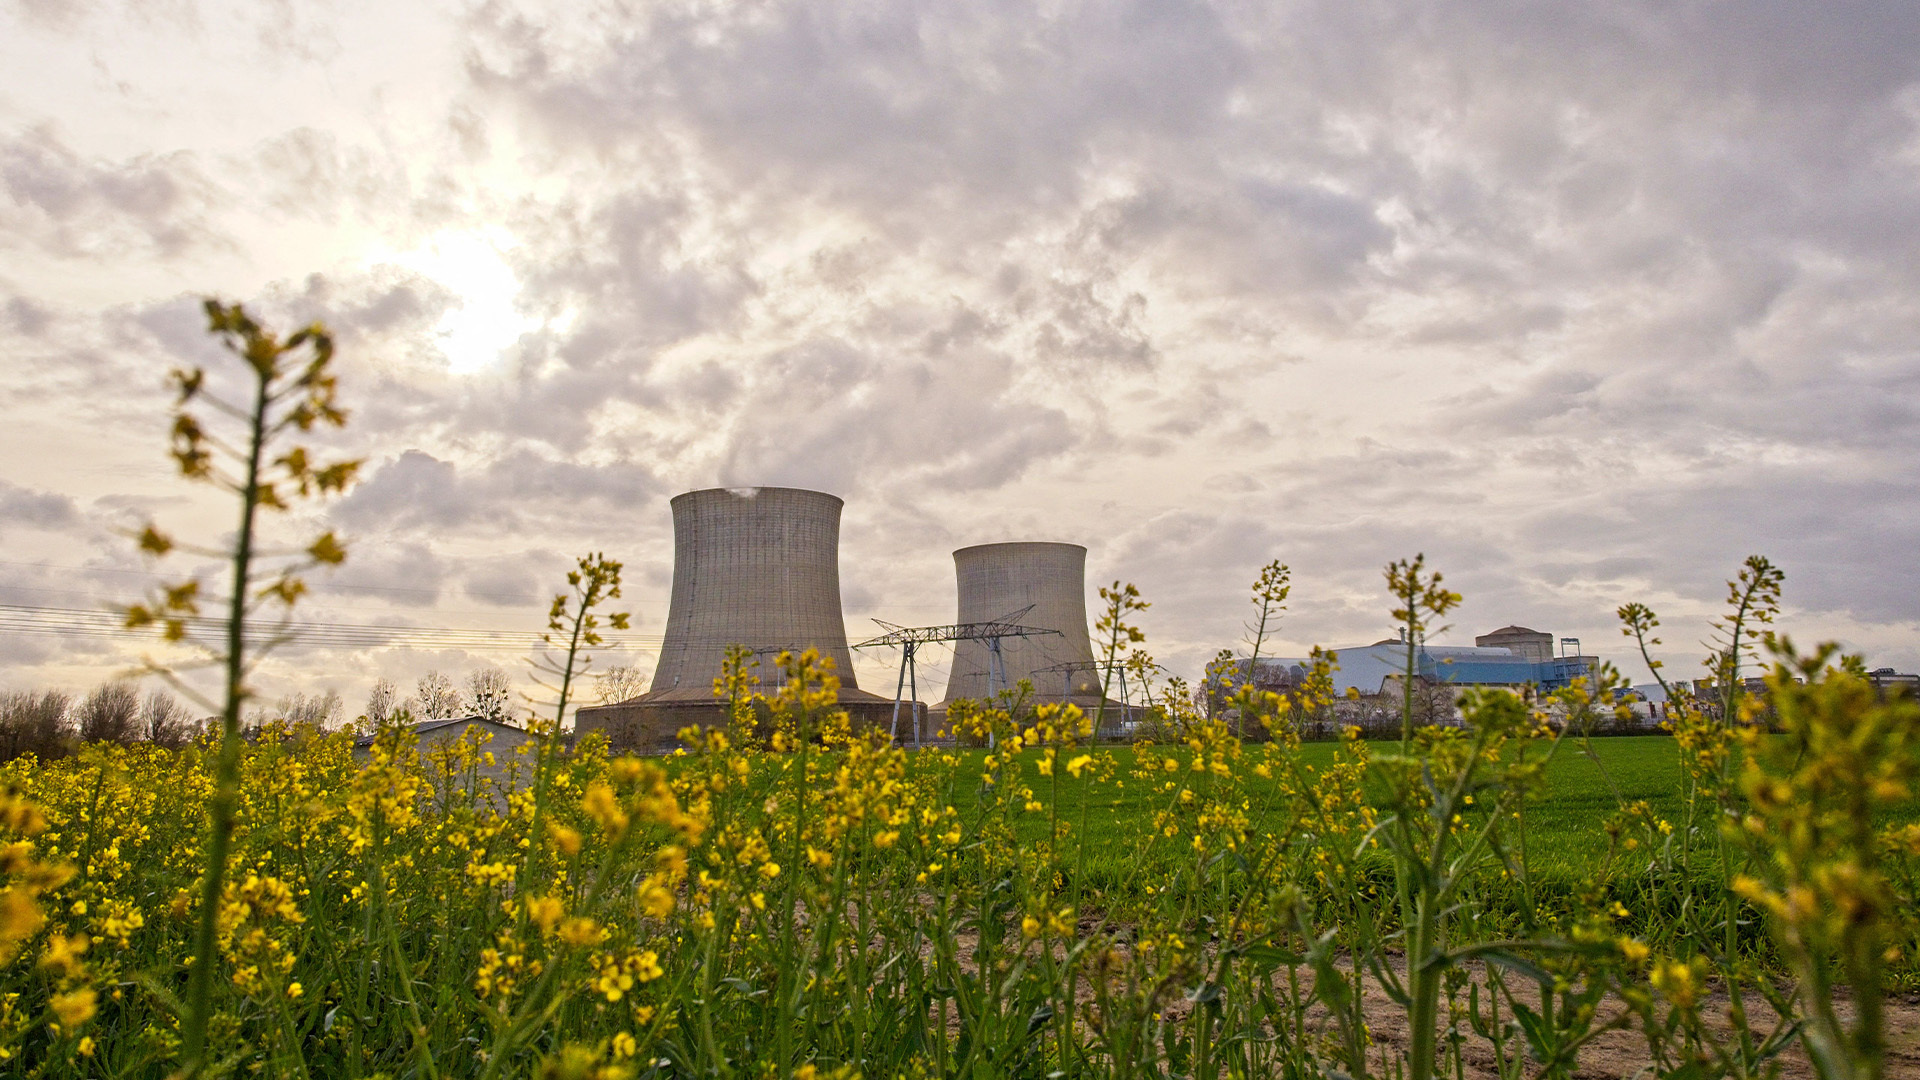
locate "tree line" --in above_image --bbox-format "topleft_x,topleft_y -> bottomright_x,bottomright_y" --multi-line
0,662 -> 652,763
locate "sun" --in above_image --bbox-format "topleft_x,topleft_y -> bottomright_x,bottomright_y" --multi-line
386,229 -> 537,374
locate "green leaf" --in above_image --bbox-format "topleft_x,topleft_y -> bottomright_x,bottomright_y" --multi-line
1236,943 -> 1305,967
1507,999 -> 1551,1059
1447,942 -> 1555,987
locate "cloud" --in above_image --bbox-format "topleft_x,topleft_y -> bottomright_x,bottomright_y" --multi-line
333,448 -> 665,536
4,294 -> 53,336
252,127 -> 409,223
0,125 -> 218,258
6,0 -> 1920,709
708,336 -> 1076,495
0,480 -> 80,531
319,538 -> 448,607
334,451 -> 491,532
457,551 -> 567,609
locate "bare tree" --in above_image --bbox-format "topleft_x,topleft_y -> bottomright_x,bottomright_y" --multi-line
78,681 -> 141,745
141,689 -> 193,748
463,666 -> 514,723
280,690 -> 343,730
593,665 -> 649,705
0,689 -> 73,760
409,670 -> 460,720
365,678 -> 397,725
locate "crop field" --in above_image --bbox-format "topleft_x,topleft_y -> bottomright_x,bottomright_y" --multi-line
1,668 -> 1915,1080
0,307 -> 1907,1080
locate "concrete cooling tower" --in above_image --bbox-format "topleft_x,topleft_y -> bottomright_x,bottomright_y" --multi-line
575,486 -> 894,752
649,486 -> 859,696
940,542 -> 1125,728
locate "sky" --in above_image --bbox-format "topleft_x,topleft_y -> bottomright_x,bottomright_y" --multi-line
3,0 -> 1919,718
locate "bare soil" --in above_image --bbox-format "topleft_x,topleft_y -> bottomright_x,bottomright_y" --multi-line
1156,956 -> 1920,1080
897,903 -> 1920,1076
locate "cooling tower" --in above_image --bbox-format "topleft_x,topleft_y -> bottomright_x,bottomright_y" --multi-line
648,486 -> 862,697
941,542 -> 1107,706
574,486 -> 895,752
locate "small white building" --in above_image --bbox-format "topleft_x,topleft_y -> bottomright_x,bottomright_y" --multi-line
353,716 -> 540,807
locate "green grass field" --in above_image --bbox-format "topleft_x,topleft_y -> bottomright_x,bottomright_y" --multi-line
917,735 -> 1680,888
920,734 -> 1919,896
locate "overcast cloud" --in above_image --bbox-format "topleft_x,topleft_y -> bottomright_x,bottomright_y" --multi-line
2,0 -> 1917,712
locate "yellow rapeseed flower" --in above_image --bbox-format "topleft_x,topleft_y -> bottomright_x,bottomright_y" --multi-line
50,987 -> 96,1027
527,895 -> 565,936
1650,958 -> 1703,1012
548,822 -> 584,857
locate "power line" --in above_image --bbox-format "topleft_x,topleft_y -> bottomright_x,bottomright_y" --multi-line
0,604 -> 648,655
0,558 -> 672,611
0,603 -> 924,659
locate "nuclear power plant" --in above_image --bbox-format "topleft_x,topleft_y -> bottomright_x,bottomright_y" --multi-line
573,484 -> 1618,753
937,542 -> 1126,729
575,487 -> 895,752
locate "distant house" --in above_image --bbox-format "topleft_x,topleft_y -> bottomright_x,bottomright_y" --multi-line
353,716 -> 540,806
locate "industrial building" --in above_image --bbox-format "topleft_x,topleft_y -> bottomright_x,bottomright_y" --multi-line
935,542 -> 1130,736
1869,668 -> 1920,697
575,487 -> 897,752
1473,625 -> 1555,663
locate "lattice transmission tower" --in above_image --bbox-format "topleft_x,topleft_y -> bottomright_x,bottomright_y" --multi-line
853,606 -> 1060,746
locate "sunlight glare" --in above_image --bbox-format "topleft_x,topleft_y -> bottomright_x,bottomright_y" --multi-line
389,230 -> 536,374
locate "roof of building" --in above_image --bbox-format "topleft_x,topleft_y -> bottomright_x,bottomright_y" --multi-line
352,715 -> 535,748
581,683 -> 897,709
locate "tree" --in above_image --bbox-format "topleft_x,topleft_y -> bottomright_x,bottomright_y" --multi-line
279,690 -> 343,730
77,681 -> 141,744
365,678 -> 397,726
0,689 -> 71,761
463,666 -> 514,723
141,689 -> 193,748
410,670 -> 460,720
593,664 -> 649,705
